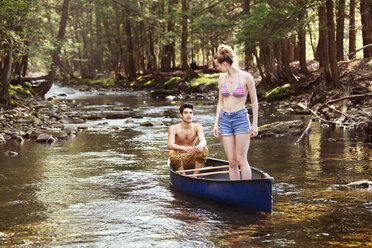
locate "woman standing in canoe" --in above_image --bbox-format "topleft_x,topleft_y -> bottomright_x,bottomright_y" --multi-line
213,44 -> 259,180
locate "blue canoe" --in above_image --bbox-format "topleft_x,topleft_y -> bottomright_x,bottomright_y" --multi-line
169,157 -> 274,213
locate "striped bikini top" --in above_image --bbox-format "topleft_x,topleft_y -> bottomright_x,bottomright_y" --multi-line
220,73 -> 245,97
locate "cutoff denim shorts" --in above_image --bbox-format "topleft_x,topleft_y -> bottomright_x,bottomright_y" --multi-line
219,108 -> 251,136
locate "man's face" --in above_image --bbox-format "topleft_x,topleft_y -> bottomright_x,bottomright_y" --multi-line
180,108 -> 193,123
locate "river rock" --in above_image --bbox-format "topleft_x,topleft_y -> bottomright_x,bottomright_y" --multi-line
30,130 -> 44,139
62,117 -> 86,124
105,112 -> 131,119
38,108 -> 52,115
4,151 -> 18,157
140,120 -> 164,126
346,180 -> 372,189
164,110 -> 179,118
36,134 -> 57,144
81,113 -> 103,120
258,120 -> 304,138
45,130 -> 68,140
63,127 -> 79,135
0,134 -> 5,144
150,90 -> 178,98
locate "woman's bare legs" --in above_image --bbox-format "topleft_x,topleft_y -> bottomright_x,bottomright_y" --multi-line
222,135 -> 240,180
235,133 -> 251,179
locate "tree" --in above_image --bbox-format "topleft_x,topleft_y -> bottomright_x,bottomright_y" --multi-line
298,14 -> 308,73
336,0 -> 345,61
181,0 -> 198,79
360,0 -> 372,58
35,0 -> 72,98
0,41 -> 12,107
349,0 -> 356,59
0,0 -> 29,106
326,0 -> 340,88
318,4 -> 332,84
243,0 -> 254,69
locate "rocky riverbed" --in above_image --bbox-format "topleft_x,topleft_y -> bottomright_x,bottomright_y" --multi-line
1,77 -> 371,149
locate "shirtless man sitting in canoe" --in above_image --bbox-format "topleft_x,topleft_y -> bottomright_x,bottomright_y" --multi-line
168,103 -> 208,175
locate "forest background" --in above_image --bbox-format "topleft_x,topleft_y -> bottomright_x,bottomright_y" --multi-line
0,0 -> 371,113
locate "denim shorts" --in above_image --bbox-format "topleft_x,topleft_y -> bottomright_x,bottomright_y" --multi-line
219,108 -> 251,136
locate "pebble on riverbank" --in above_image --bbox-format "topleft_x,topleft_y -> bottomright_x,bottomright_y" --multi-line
0,98 -> 81,145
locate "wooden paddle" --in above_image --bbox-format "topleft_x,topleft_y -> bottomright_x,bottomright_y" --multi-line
177,165 -> 229,173
188,170 -> 230,177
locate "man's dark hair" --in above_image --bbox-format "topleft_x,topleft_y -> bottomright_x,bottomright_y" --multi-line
179,103 -> 194,114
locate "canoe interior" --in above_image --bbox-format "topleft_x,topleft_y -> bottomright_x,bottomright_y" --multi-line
172,157 -> 272,181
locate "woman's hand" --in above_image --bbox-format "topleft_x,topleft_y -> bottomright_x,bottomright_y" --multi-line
250,124 -> 258,138
213,123 -> 219,137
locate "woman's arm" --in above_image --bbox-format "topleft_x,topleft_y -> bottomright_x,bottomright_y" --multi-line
246,73 -> 259,137
213,74 -> 224,137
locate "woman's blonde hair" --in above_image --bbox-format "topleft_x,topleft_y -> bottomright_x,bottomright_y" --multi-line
213,44 -> 236,65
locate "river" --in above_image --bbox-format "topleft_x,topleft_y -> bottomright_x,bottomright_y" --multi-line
0,85 -> 371,247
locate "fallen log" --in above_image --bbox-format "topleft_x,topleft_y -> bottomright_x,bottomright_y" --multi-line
10,75 -> 48,85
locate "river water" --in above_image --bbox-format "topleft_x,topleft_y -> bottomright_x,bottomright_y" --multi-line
0,85 -> 371,247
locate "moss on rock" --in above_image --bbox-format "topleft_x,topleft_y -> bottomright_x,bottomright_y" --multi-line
189,73 -> 219,87
265,84 -> 290,100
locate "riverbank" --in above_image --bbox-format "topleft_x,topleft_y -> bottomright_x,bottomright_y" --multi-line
1,59 -> 371,146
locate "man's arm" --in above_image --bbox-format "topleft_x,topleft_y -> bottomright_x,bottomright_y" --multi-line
195,124 -> 207,151
168,126 -> 187,152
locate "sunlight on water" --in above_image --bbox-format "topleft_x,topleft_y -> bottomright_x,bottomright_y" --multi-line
0,85 -> 371,247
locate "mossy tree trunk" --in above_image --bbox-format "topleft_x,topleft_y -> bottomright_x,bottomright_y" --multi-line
0,41 -> 12,107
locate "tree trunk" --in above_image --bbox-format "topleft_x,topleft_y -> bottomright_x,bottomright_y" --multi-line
259,43 -> 278,85
35,0 -> 71,98
360,0 -> 372,58
298,15 -> 308,73
319,5 -> 332,84
336,0 -> 345,61
326,0 -> 340,88
161,0 -> 174,72
94,1 -> 104,73
124,17 -> 136,80
0,42 -> 12,107
20,52 -> 28,77
281,39 -> 298,84
181,0 -> 197,79
273,41 -> 285,79
253,49 -> 265,84
243,0 -> 253,69
349,0 -> 356,59
147,24 -> 160,77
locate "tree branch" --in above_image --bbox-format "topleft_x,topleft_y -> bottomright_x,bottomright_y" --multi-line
348,44 -> 372,58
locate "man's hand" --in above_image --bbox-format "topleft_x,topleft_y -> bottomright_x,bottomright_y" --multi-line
194,145 -> 203,153
183,146 -> 203,154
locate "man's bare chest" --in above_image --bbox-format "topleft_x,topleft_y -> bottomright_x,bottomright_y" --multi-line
176,128 -> 197,143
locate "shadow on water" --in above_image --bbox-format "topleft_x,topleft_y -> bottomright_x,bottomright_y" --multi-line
0,84 -> 371,247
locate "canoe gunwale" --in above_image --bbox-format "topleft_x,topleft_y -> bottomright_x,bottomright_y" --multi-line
169,157 -> 274,184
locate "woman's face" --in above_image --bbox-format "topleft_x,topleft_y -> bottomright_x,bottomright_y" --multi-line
214,60 -> 227,72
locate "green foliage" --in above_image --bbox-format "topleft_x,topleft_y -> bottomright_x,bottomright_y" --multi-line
74,78 -> 115,87
8,84 -> 34,97
11,99 -> 22,105
189,73 -> 219,87
236,0 -> 319,49
144,79 -> 155,86
164,77 -> 181,86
